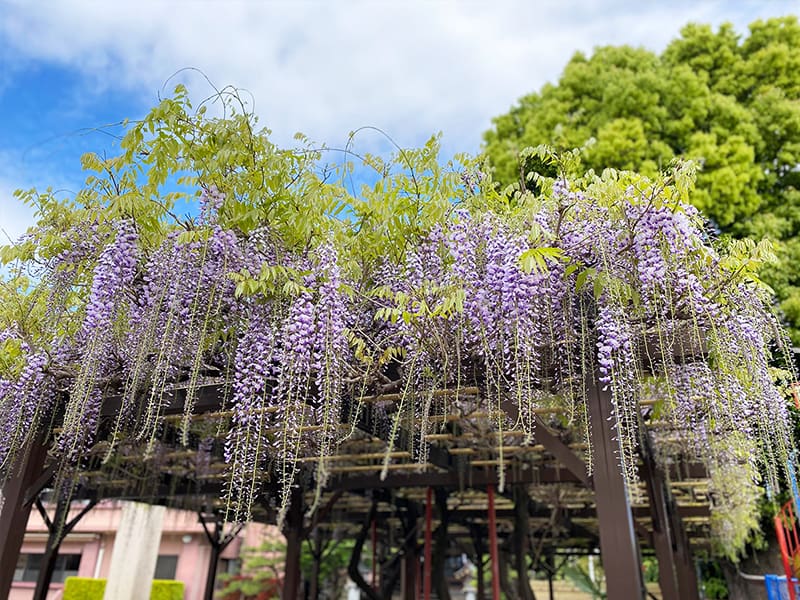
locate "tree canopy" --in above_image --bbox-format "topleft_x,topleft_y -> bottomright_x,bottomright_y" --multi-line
483,16 -> 800,341
0,87 -> 796,557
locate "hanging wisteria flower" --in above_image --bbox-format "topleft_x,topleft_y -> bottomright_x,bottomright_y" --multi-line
0,138 -> 794,561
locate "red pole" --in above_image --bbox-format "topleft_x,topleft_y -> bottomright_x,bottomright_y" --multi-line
424,486 -> 433,600
371,517 -> 378,588
776,514 -> 798,600
487,484 -> 501,600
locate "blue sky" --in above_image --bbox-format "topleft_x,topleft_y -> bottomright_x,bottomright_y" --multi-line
0,0 -> 797,241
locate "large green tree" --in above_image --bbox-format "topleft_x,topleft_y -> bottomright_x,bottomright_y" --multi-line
484,16 -> 800,341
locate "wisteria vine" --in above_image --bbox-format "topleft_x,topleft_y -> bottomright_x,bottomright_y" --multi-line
0,157 -> 795,557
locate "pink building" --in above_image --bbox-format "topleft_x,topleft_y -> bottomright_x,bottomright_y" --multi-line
11,500 -> 274,600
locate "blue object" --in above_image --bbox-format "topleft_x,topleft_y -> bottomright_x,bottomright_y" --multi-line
765,574 -> 800,600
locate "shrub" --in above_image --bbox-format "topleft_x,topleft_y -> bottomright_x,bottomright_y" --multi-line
63,577 -> 185,600
151,580 -> 185,600
63,577 -> 106,600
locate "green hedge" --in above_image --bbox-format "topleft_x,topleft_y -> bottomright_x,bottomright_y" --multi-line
63,577 -> 105,599
63,577 -> 184,600
150,580 -> 185,600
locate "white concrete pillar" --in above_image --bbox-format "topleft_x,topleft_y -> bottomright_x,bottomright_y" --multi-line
103,502 -> 165,600
346,579 -> 361,600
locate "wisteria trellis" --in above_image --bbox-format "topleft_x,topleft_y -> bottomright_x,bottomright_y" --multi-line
0,94 -> 795,556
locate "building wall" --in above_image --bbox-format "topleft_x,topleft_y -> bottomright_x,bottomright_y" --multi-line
10,500 -> 273,600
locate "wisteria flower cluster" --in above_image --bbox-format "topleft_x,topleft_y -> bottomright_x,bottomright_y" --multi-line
0,162 -> 794,555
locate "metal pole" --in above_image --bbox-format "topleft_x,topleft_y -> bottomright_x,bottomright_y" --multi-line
487,484 -> 501,600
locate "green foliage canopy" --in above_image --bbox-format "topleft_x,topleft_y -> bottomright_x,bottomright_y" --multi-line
483,16 -> 800,340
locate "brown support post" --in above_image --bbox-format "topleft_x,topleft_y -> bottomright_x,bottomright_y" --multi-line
641,434 -> 699,600
0,439 -> 49,599
586,381 -> 645,600
668,491 -> 700,600
282,489 -> 304,600
641,439 -> 680,600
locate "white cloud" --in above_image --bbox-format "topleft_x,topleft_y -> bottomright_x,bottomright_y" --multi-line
1,0 -> 795,157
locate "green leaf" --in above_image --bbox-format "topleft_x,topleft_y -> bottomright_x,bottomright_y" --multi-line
519,247 -> 564,273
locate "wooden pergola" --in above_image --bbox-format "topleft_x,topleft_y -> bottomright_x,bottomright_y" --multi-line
0,375 -> 711,600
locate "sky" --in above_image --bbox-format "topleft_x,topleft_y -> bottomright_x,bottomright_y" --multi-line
0,0 -> 797,242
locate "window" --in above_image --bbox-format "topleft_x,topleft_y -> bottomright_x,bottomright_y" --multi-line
13,554 -> 40,582
216,558 -> 241,588
218,558 -> 241,576
154,555 -> 178,580
13,553 -> 81,583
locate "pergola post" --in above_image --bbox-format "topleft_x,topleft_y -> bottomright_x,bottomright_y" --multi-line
0,439 -> 49,599
282,489 -> 304,600
669,491 -> 700,599
641,433 -> 699,600
586,381 -> 646,600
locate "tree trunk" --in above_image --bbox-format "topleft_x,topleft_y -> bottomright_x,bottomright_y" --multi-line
308,527 -> 322,600
203,543 -> 221,600
33,542 -> 60,600
348,502 -> 382,600
499,548 -> 519,600
379,553 -> 403,599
